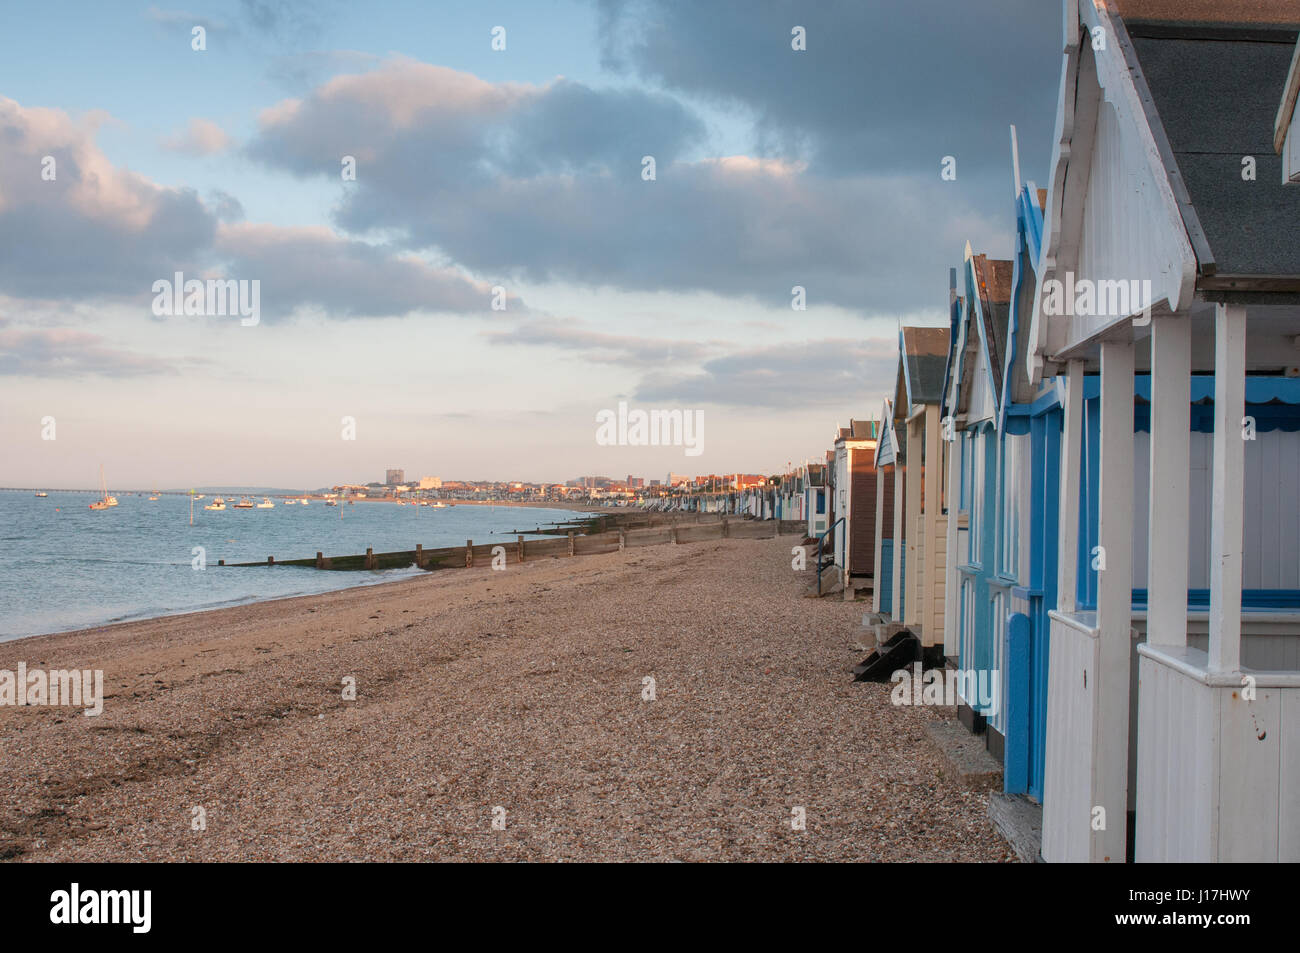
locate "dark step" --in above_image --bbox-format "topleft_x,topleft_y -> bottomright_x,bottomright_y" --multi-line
852,631 -> 920,681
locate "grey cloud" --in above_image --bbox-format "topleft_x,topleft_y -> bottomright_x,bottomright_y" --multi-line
635,337 -> 898,407
246,56 -> 1008,313
214,224 -> 519,321
487,318 -> 713,367
0,97 -> 517,320
146,5 -> 232,34
596,0 -> 1060,189
266,49 -> 382,91
0,326 -> 199,377
0,97 -> 217,300
209,189 -> 246,222
248,60 -> 704,186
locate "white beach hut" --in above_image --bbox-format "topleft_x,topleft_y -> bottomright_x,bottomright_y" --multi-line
1027,0 -> 1300,862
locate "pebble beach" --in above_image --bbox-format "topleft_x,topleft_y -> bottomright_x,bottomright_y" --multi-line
0,535 -> 1017,862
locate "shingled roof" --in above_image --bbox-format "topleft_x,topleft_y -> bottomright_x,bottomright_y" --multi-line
901,326 -> 950,405
1113,5 -> 1300,279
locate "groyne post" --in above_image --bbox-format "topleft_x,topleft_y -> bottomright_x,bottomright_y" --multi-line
567,531 -> 575,556
267,556 -> 274,566
364,547 -> 375,570
466,539 -> 473,568
415,543 -> 424,568
722,518 -> 730,538
517,534 -> 525,562
316,551 -> 324,569
618,528 -> 626,551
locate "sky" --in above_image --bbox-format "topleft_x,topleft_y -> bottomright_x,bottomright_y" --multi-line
0,0 -> 1061,488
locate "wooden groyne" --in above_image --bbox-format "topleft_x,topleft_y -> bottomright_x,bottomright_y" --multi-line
220,513 -> 807,571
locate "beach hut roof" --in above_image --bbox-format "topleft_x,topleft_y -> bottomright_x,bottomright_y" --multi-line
900,326 -> 950,407
834,419 -> 878,444
1114,6 -> 1300,279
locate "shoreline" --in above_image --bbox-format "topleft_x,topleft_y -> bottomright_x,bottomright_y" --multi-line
0,502 -> 608,644
3,564 -> 428,647
0,536 -> 1015,862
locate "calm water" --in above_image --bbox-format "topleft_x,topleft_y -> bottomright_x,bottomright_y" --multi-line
0,493 -> 592,641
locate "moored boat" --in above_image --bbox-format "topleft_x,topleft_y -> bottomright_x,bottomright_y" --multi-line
88,466 -> 117,510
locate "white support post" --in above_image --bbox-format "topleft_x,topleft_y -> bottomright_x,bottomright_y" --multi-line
873,460 -> 885,615
893,460 -> 904,623
1209,303 -> 1247,673
1057,360 -> 1084,613
943,424 -> 961,658
1095,340 -> 1134,863
1147,316 -> 1191,647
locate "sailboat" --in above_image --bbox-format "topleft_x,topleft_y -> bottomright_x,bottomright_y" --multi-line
88,466 -> 117,510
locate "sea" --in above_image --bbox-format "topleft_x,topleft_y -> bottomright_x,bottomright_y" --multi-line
0,492 -> 594,641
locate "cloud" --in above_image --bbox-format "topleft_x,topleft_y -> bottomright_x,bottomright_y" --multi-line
248,58 -> 704,182
161,118 -> 232,156
486,317 -> 713,368
208,189 -> 245,222
246,58 -> 1002,312
0,97 -> 218,300
266,49 -> 382,91
213,223 -> 520,321
596,0 -> 1061,184
146,5 -> 231,35
0,96 -> 521,319
0,326 -> 199,377
635,337 -> 898,407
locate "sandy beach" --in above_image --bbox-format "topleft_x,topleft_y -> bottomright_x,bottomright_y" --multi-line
0,535 -> 1015,862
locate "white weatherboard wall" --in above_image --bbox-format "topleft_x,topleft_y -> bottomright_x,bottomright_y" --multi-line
1136,647 -> 1300,862
1042,611 -> 1102,862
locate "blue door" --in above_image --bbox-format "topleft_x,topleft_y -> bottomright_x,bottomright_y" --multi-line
1004,409 -> 1060,801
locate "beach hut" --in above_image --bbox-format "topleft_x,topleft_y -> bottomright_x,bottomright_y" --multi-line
941,249 -> 1016,744
803,464 -> 830,537
831,420 -> 883,593
896,326 -> 950,662
1025,0 -> 1300,862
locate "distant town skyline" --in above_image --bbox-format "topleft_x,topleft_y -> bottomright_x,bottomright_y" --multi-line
0,1 -> 1060,487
